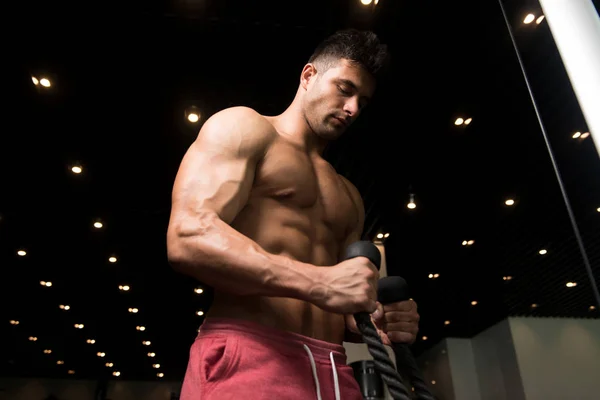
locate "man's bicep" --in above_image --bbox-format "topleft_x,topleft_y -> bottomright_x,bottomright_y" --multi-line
170,108 -> 268,227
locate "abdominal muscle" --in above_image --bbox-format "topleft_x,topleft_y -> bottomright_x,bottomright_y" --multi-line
204,201 -> 348,345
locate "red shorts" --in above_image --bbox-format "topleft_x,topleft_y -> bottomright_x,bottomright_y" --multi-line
180,317 -> 363,400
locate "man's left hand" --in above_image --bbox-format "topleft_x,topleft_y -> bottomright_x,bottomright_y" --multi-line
345,299 -> 420,346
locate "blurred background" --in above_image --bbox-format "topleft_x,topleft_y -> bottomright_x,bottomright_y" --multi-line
2,0 -> 599,399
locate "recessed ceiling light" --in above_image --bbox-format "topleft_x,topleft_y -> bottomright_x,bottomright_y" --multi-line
505,199 -> 515,206
444,320 -> 450,325
590,306 -> 596,311
194,288 -> 203,294
39,78 -> 51,87
86,339 -> 95,344
531,303 -> 538,308
136,326 -> 146,331
71,166 -> 82,174
68,370 -> 75,375
524,14 -> 535,24
109,256 -> 117,263
566,282 -> 577,288
422,336 -> 428,340
128,308 -> 139,313
471,301 -> 478,306
59,304 -> 70,310
57,360 -> 64,365
455,117 -> 464,125
119,285 -> 130,291
93,221 -> 103,228
157,372 -> 164,378
113,371 -> 120,377
17,250 -> 27,256
539,249 -> 547,255
10,320 -> 20,325
143,341 -> 151,346
503,276 -> 513,281
40,281 -> 52,287
32,76 -> 39,85
536,15 -> 545,24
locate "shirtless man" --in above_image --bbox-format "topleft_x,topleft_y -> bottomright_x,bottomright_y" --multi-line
167,29 -> 420,400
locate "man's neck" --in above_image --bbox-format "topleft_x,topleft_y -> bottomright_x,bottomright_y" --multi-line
271,100 -> 329,155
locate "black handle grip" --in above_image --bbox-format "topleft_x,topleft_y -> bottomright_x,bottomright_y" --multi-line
343,240 -> 381,270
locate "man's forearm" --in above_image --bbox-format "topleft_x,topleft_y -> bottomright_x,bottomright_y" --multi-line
168,214 -> 323,302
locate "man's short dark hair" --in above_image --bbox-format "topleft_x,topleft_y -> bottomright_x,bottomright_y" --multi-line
308,29 -> 390,79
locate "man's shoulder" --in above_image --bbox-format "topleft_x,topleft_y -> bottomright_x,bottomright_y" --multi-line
201,106 -> 277,150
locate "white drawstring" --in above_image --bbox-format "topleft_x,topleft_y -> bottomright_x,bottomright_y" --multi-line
330,351 -> 341,400
303,344 -> 341,400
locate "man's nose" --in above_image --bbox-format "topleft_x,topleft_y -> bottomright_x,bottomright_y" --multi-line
343,98 -> 360,117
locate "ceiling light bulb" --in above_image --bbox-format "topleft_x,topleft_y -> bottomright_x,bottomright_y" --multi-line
119,285 -> 130,291
43,349 -> 52,354
454,118 -> 464,125
129,307 -> 138,313
197,310 -> 204,316
32,76 -> 39,85
86,339 -> 95,344
94,222 -> 103,228
97,352 -> 105,357
143,341 -> 151,346
40,78 -> 51,87
187,113 -> 199,123
153,364 -> 160,368
566,282 -> 577,288
580,132 -> 590,139
503,276 -> 513,281
57,360 -> 64,365
464,118 -> 472,125
106,362 -> 113,367
505,199 -> 515,206
68,370 -> 75,375
467,240 -> 474,245
59,304 -> 70,310
531,303 -> 538,308
384,233 -> 390,238
590,306 -> 596,311
17,250 -> 27,256
444,320 -> 450,325
157,372 -> 164,378
536,15 -> 545,24
29,336 -> 37,341
361,0 -> 373,5
572,132 -> 582,139
10,320 -> 20,325
113,371 -> 120,377
71,166 -> 82,174
376,233 -> 384,239
194,288 -> 203,294
471,301 -> 478,306
524,14 -> 535,24
136,326 -> 146,331
148,352 -> 155,357
539,249 -> 547,255
109,256 -> 117,263
422,336 -> 428,340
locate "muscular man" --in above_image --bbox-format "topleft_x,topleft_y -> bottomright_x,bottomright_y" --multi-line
167,29 -> 420,400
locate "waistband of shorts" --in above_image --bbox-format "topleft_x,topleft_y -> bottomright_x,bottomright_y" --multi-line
198,317 -> 348,365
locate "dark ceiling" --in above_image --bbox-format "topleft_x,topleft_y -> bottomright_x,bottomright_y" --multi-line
3,0 -> 600,384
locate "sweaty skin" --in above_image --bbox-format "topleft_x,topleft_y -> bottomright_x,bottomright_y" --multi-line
167,61 -> 376,345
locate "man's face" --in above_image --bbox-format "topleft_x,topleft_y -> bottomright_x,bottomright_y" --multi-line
302,59 -> 376,141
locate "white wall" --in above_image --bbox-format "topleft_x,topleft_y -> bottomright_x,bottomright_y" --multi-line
509,317 -> 600,400
471,319 -> 527,400
0,378 -> 181,400
446,338 -> 481,400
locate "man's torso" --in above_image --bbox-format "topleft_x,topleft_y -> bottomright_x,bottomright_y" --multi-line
206,114 -> 360,344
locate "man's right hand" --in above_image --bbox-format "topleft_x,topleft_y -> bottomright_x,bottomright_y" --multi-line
311,257 -> 379,315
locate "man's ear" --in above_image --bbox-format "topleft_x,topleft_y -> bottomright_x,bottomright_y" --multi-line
300,63 -> 318,90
